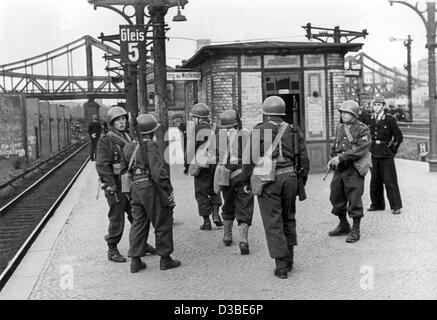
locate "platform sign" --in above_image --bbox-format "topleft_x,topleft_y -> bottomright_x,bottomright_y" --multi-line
418,141 -> 429,160
166,71 -> 201,81
120,25 -> 147,64
344,68 -> 361,77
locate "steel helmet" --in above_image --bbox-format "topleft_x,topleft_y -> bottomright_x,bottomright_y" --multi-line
372,96 -> 386,105
339,100 -> 360,117
191,103 -> 210,118
107,106 -> 128,124
262,96 -> 286,116
137,114 -> 161,134
220,109 -> 238,128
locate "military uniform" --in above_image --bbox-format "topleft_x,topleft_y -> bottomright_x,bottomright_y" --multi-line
221,129 -> 253,225
367,112 -> 403,211
121,140 -> 174,259
88,120 -> 102,161
330,119 -> 371,219
193,120 -> 222,223
96,128 -> 151,255
247,108 -> 309,278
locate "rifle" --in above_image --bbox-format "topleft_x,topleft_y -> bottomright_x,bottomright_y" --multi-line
292,96 -> 307,201
130,113 -> 172,209
323,165 -> 333,181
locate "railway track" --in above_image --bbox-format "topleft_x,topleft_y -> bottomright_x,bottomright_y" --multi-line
0,142 -> 90,290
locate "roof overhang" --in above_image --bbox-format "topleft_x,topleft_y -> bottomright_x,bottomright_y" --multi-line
182,41 -> 363,69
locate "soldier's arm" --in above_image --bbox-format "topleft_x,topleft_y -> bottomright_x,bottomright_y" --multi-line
95,137 -> 116,187
389,116 -> 403,153
297,127 -> 310,177
120,142 -> 135,175
148,142 -> 173,193
338,125 -> 371,162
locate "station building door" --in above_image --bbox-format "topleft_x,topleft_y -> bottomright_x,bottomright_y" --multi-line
264,72 -> 302,128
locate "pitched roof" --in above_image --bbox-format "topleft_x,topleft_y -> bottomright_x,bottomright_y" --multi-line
182,41 -> 363,69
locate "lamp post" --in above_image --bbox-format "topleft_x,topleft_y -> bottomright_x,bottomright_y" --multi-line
389,1 -> 437,171
88,0 -> 188,171
390,35 -> 413,122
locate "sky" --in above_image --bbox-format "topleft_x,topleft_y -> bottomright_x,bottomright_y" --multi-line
0,0 -> 432,75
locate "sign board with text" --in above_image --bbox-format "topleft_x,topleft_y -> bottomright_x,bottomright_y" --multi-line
166,71 -> 201,81
344,68 -> 361,77
119,25 -> 147,64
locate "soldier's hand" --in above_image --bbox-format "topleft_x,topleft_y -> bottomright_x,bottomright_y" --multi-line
327,156 -> 340,169
107,184 -> 117,193
168,192 -> 176,207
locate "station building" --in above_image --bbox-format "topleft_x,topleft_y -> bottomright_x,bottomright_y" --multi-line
182,41 -> 363,171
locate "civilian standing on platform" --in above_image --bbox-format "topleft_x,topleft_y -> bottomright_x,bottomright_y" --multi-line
366,96 -> 403,214
88,114 -> 102,161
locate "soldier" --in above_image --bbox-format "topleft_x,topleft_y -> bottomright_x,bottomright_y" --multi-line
248,96 -> 309,279
367,96 -> 403,214
96,106 -> 155,263
327,100 -> 371,243
88,114 -> 102,161
217,110 -> 254,255
190,103 -> 223,230
121,114 -> 181,273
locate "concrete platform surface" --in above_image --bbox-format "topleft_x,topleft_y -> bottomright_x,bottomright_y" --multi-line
0,157 -> 436,300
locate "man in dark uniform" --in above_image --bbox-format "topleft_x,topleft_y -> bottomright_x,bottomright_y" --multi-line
327,100 -> 372,243
88,114 -> 102,161
96,106 -> 154,263
189,103 -> 223,230
216,110 -> 254,255
367,96 -> 403,214
247,96 -> 309,279
177,121 -> 189,175
121,114 -> 181,273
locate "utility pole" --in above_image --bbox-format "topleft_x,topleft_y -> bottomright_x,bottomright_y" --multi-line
389,1 -> 437,171
405,35 -> 413,122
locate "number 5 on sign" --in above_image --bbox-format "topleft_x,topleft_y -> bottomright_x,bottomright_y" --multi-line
128,43 -> 139,62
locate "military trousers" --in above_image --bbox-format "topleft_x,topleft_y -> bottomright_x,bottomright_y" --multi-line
330,166 -> 365,218
257,172 -> 298,259
194,165 -> 222,216
370,157 -> 402,210
90,138 -> 99,161
129,180 -> 174,258
221,180 -> 254,225
104,189 -> 139,245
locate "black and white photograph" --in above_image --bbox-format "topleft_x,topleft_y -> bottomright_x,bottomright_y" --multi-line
0,0 -> 436,307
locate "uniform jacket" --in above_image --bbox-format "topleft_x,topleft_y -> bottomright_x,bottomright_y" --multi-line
367,113 -> 403,158
121,140 -> 173,194
95,129 -> 131,188
332,118 -> 371,167
88,122 -> 102,139
246,117 -> 309,178
192,120 -> 220,165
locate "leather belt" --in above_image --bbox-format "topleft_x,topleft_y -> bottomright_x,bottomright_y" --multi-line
375,140 -> 388,145
275,166 -> 296,176
132,174 -> 150,182
230,168 -> 242,179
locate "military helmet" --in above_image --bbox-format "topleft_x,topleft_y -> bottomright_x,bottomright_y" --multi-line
191,103 -> 210,118
137,114 -> 161,134
339,100 -> 360,117
262,96 -> 286,116
107,106 -> 128,124
220,109 -> 238,129
372,96 -> 386,105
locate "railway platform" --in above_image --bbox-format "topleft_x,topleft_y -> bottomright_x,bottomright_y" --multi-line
0,156 -> 436,300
